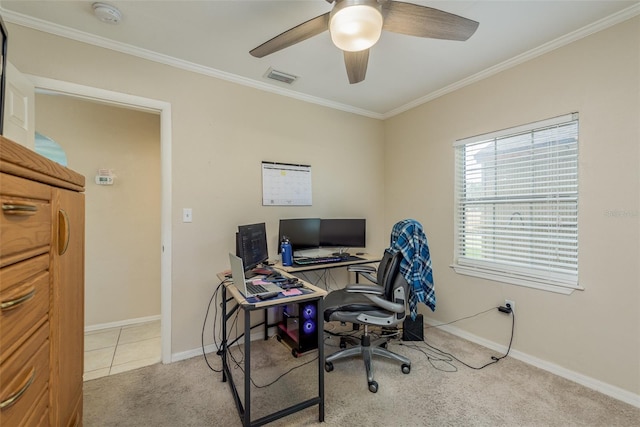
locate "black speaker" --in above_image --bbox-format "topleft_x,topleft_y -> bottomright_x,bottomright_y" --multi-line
402,314 -> 424,341
277,301 -> 319,357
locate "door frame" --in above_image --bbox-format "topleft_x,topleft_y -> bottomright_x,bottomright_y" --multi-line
30,75 -> 173,364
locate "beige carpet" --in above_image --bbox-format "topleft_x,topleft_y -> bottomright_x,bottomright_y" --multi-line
83,327 -> 640,426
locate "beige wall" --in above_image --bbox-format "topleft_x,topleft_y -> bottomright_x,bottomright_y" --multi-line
7,15 -> 639,399
7,23 -> 385,356
35,94 -> 161,327
384,17 -> 639,395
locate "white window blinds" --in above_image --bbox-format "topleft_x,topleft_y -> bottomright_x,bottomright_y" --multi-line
453,113 -> 579,292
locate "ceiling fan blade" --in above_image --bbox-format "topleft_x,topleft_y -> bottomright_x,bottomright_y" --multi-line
382,1 -> 479,41
250,13 -> 330,58
344,49 -> 369,84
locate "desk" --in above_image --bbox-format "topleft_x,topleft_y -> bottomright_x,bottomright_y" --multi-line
217,271 -> 327,427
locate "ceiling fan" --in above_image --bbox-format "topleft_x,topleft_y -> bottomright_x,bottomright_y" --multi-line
250,0 -> 479,84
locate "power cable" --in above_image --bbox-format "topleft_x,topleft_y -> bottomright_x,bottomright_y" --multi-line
398,306 -> 515,371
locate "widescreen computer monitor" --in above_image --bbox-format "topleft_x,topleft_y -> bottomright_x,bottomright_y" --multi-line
237,222 -> 269,273
319,219 -> 366,250
278,218 -> 321,253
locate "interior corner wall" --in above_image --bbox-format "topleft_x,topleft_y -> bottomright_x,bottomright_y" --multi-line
383,16 -> 640,397
7,23 -> 385,355
35,94 -> 161,328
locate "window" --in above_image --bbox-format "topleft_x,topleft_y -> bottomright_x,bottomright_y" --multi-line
453,113 -> 580,293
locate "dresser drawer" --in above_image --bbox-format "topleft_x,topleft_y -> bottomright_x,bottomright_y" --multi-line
1,173 -> 52,268
0,323 -> 50,427
0,254 -> 50,364
23,387 -> 49,427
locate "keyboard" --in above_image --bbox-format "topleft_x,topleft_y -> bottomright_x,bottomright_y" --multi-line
246,282 -> 268,294
293,256 -> 344,266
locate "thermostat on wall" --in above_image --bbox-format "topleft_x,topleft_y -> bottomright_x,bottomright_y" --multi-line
95,168 -> 115,185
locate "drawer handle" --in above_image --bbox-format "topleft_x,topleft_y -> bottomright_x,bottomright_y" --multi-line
0,288 -> 35,310
0,368 -> 35,410
2,202 -> 38,216
58,209 -> 70,255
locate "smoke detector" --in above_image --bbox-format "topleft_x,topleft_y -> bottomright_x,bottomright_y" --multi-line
93,2 -> 122,24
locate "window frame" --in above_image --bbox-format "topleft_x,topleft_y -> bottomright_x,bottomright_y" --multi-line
452,113 -> 581,294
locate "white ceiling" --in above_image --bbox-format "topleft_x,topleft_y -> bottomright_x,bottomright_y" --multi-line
1,1 -> 638,118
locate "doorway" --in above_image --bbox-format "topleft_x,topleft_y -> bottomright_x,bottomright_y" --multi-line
31,76 -> 173,365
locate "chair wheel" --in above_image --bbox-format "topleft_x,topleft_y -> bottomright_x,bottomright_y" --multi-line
401,364 -> 411,374
368,381 -> 378,393
292,349 -> 299,358
325,362 -> 334,372
339,338 -> 347,349
379,342 -> 388,349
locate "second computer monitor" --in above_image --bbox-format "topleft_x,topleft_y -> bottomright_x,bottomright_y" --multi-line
320,219 -> 366,249
278,218 -> 321,253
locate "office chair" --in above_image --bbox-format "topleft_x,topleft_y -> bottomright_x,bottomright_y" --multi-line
323,248 -> 411,393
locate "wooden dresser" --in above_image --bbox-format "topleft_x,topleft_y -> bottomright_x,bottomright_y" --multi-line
0,136 -> 85,426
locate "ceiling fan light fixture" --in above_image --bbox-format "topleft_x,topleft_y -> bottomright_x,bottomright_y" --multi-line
330,0 -> 383,52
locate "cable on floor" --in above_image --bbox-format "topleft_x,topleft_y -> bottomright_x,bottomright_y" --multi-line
203,279 -> 319,389
228,342 -> 319,389
399,306 -> 515,371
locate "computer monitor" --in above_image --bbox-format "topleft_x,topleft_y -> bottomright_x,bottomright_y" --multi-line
320,219 -> 366,250
278,218 -> 321,253
237,222 -> 269,274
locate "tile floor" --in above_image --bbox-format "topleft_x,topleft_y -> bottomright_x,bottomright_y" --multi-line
83,320 -> 161,381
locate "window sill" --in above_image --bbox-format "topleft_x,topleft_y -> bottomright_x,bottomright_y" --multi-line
450,264 -> 583,295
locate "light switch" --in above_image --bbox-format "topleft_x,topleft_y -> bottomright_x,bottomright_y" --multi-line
183,208 -> 193,223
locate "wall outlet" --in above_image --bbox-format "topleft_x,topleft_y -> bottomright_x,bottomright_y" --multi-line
505,299 -> 515,312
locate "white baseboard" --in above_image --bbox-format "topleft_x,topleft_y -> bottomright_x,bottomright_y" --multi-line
171,330 -> 264,363
171,344 -> 217,364
426,318 -> 640,409
85,314 -> 161,333
171,318 -> 640,409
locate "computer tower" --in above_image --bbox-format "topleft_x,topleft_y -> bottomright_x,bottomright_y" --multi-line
277,301 -> 319,357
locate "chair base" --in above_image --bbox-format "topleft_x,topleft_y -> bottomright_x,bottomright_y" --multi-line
325,330 -> 411,393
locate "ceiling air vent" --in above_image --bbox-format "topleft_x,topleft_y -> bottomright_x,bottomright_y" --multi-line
264,68 -> 298,85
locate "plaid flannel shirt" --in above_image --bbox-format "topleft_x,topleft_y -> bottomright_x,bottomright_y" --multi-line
389,219 -> 435,319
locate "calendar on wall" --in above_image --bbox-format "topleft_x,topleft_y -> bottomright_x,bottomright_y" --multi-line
262,161 -> 312,206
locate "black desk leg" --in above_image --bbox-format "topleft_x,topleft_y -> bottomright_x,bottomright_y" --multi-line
244,308 -> 251,426
264,308 -> 269,340
317,298 -> 325,422
221,286 -> 227,383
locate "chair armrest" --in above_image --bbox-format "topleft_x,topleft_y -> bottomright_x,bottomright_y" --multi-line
347,265 -> 376,274
345,284 -> 405,314
344,283 -> 384,295
348,265 -> 377,284
363,295 -> 405,314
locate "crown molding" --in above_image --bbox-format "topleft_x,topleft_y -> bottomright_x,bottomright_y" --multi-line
2,3 -> 638,120
383,3 -> 640,119
0,7 -> 384,120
